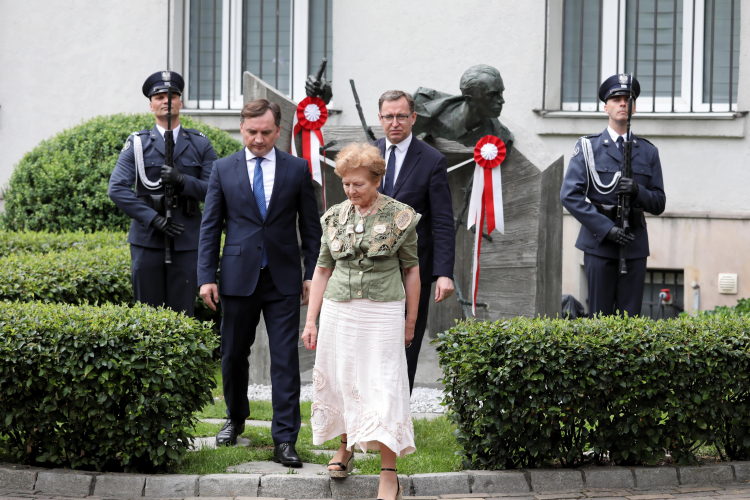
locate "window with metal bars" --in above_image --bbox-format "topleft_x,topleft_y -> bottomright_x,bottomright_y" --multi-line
182,0 -> 332,109
307,0 -> 332,80
554,0 -> 739,113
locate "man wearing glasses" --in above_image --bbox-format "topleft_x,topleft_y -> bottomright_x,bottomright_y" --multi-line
373,90 -> 455,393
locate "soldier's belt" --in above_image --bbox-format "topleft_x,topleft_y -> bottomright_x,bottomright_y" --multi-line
593,203 -> 646,228
139,195 -> 199,217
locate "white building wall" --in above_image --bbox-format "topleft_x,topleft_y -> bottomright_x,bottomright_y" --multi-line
1,0 -> 748,311
0,0 -> 169,190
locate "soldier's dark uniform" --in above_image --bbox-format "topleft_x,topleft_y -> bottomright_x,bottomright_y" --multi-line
560,75 -> 666,317
108,71 -> 217,316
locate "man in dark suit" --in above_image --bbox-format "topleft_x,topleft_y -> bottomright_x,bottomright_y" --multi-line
198,99 -> 321,466
109,71 -> 217,317
374,90 -> 456,393
560,74 -> 666,317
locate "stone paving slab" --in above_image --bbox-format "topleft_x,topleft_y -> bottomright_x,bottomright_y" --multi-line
6,462 -> 750,499
198,474 -> 261,497
191,436 -> 253,451
35,470 -> 96,497
93,473 -> 148,498
226,461 -> 329,476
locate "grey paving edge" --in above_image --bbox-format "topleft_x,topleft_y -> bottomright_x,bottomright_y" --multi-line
1,462 -> 749,498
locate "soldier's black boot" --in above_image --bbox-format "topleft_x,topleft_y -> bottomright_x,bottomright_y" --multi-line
215,418 -> 245,446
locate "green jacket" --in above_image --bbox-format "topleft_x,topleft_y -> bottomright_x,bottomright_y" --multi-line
317,196 -> 421,302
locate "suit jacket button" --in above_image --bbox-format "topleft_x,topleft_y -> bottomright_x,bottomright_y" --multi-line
262,225 -> 266,229
257,245 -> 261,250
593,233 -> 597,237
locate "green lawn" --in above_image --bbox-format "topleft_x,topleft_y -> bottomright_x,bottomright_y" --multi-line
174,415 -> 461,475
177,363 -> 461,475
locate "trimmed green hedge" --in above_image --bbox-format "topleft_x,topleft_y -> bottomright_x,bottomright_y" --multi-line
0,301 -> 217,471
2,113 -> 242,232
0,236 -> 221,332
435,315 -> 750,469
0,230 -> 126,257
0,246 -> 132,305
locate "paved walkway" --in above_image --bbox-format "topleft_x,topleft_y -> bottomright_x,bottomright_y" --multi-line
3,484 -> 750,499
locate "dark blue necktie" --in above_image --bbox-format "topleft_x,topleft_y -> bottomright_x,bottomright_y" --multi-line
616,136 -> 624,151
383,145 -> 397,196
253,156 -> 268,268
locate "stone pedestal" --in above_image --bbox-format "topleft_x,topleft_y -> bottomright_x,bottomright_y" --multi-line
320,118 -> 563,334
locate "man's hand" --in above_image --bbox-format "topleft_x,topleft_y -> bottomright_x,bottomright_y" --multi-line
617,177 -> 639,197
435,276 -> 455,303
605,226 -> 635,246
161,165 -> 185,191
150,215 -> 185,237
302,321 -> 318,350
200,283 -> 220,311
304,76 -> 333,104
301,281 -> 311,306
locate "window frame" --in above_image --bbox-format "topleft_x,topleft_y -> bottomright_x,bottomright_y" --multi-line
561,0 -> 737,113
182,0 -> 313,110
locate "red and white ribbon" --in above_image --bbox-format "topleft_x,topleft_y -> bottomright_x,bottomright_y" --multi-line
291,96 -> 328,186
467,135 -> 507,316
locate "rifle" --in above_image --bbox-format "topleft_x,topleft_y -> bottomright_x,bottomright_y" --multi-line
349,79 -> 376,142
163,86 -> 175,265
617,85 -> 635,275
315,58 -> 327,85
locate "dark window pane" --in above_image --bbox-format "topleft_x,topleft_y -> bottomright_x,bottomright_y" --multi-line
243,0 -> 292,96
625,0 -> 683,99
703,0 -> 740,104
189,0 -> 224,101
562,0 -> 601,105
308,0 -> 333,80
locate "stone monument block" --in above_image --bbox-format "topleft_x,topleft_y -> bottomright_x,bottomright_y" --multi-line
319,117 -> 563,333
242,71 -> 296,153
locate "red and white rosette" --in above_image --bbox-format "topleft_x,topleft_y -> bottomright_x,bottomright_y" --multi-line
291,96 -> 328,186
467,135 -> 507,316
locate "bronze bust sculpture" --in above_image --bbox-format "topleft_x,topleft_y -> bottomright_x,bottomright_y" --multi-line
413,64 -> 514,153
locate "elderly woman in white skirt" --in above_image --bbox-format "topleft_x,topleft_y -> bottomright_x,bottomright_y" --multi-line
302,142 -> 420,500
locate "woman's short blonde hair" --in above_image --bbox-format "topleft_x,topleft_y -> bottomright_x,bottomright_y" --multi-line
334,143 -> 386,181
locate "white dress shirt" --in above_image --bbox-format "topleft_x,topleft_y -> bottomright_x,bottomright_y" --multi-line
384,133 -> 413,187
245,147 -> 276,209
607,126 -> 630,149
156,123 -> 181,148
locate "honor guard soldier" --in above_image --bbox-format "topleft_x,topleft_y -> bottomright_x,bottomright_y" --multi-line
560,74 -> 666,317
109,71 -> 218,316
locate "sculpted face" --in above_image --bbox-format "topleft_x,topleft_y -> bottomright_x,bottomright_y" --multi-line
240,109 -> 281,157
465,73 -> 505,119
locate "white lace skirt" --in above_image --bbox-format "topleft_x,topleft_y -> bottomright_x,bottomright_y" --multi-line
311,298 -> 415,457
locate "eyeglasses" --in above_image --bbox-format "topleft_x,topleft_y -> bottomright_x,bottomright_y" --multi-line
379,113 -> 413,123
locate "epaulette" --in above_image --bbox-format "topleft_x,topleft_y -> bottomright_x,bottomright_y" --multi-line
185,128 -> 207,138
121,130 -> 149,152
584,132 -> 602,138
637,137 -> 654,146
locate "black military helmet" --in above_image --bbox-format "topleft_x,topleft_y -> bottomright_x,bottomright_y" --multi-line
598,74 -> 641,102
142,71 -> 185,98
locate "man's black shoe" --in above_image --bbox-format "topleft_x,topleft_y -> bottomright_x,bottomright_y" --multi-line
273,442 -> 303,467
215,418 -> 245,447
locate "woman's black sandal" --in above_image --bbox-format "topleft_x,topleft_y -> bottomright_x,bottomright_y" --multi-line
378,468 -> 402,500
328,439 -> 354,478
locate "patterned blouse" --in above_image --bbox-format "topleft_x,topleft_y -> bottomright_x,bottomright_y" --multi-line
316,196 -> 420,302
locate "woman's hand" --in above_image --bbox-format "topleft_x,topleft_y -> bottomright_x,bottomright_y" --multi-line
404,320 -> 415,347
302,321 -> 318,350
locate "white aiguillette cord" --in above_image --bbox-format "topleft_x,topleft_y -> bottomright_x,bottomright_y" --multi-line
134,133 -> 162,190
